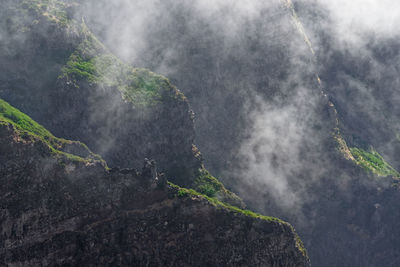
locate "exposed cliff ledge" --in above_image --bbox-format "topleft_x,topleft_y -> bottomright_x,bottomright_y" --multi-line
0,103 -> 309,266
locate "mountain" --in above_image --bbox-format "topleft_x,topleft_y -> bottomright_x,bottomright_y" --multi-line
0,0 -> 309,266
0,99 -> 308,266
2,0 -> 400,266
69,0 -> 400,266
0,0 -> 243,207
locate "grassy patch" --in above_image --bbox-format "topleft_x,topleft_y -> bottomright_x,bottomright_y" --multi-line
350,147 -> 399,177
0,98 -> 101,163
169,182 -> 285,223
169,182 -> 307,257
192,168 -> 244,208
122,68 -> 172,107
177,189 -> 189,198
60,30 -> 109,84
62,55 -> 176,107
62,54 -> 170,107
0,98 -> 55,140
63,54 -> 98,82
61,30 -> 178,108
294,231 -> 308,258
333,127 -> 399,177
194,168 -> 224,197
18,0 -> 179,109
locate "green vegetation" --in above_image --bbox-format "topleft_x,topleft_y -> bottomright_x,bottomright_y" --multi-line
177,189 -> 189,198
171,181 -> 307,256
294,231 -> 308,257
171,182 -> 307,256
350,147 -> 399,177
63,54 -> 98,82
333,126 -> 399,178
193,168 -> 243,207
60,29 -> 109,84
62,54 -> 172,107
19,0 -> 71,26
61,30 -> 179,108
0,98 -> 54,140
122,68 -> 173,107
0,98 -> 100,163
169,182 -> 285,224
14,0 -> 183,108
194,168 -> 224,197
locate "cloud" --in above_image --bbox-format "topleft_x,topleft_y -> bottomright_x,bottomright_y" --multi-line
295,0 -> 400,51
296,0 -> 400,167
70,0 -> 400,221
319,0 -> 400,40
75,0 -> 322,212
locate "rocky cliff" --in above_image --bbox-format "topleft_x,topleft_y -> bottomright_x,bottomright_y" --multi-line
0,0 -> 242,206
0,1 -> 310,265
67,0 -> 400,266
0,100 -> 309,266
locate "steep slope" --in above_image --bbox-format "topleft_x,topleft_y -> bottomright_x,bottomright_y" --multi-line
0,99 -> 309,266
291,0 -> 400,171
0,0 -> 242,206
69,0 -> 400,266
5,0 -> 400,266
275,2 -> 400,266
0,98 -> 100,162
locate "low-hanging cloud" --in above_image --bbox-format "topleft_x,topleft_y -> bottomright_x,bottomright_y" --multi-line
296,0 -> 400,168
318,0 -> 400,43
69,0 -> 400,221
75,0 -> 324,211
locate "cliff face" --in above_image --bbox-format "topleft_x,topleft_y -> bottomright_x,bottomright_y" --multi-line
71,0 -> 400,265
0,0 -> 242,206
0,2 -> 310,265
0,0 -> 196,177
0,105 -> 309,266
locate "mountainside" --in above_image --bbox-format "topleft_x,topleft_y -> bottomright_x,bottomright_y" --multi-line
68,0 -> 400,266
291,0 -> 400,172
0,0 -> 310,266
0,0 -> 242,207
0,99 -> 309,266
2,0 -> 400,266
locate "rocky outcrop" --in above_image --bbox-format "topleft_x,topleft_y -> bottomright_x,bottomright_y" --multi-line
0,114 -> 309,266
0,1 -> 309,266
0,0 -> 242,206
54,0 -> 400,265
0,0 -> 197,179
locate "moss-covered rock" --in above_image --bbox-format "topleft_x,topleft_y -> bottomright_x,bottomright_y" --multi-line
350,147 -> 399,177
0,98 -> 102,163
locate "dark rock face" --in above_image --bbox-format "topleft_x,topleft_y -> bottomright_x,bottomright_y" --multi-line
77,0 -> 400,265
0,123 -> 309,266
235,98 -> 400,267
0,1 -> 308,265
49,73 -> 200,188
303,177 -> 400,267
0,0 -> 201,189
